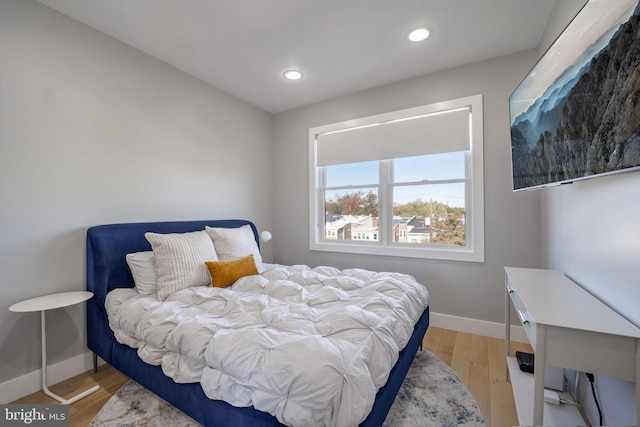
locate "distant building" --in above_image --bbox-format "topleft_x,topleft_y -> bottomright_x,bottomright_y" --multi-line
325,215 -> 431,243
325,215 -> 369,240
407,217 -> 431,243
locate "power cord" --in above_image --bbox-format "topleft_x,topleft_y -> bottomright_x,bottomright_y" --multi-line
586,372 -> 603,426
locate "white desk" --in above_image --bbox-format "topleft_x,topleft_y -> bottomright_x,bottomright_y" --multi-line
9,291 -> 99,404
505,267 -> 640,426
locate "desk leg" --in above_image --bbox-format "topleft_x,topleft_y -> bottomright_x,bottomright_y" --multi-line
505,275 -> 511,380
533,325 -> 546,426
40,311 -> 99,405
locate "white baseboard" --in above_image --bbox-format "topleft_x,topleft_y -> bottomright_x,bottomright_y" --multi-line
430,311 -> 529,343
0,351 -> 104,404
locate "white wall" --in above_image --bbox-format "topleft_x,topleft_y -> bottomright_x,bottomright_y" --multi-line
0,0 -> 274,388
538,1 -> 638,425
272,50 -> 541,325
538,0 -> 639,327
542,174 -> 640,326
537,0 -> 588,58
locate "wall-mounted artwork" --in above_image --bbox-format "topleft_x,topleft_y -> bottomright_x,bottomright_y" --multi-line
509,0 -> 640,191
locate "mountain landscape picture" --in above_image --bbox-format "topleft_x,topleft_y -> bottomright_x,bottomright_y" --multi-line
510,0 -> 640,190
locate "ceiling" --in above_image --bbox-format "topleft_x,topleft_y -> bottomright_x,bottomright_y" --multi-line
37,0 -> 557,114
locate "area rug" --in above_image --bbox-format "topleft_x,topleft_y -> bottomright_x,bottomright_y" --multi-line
89,350 -> 485,427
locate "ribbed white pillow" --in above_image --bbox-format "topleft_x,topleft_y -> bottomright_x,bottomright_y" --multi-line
205,225 -> 263,272
126,251 -> 157,295
145,230 -> 218,300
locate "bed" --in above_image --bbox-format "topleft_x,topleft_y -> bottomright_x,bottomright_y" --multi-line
86,219 -> 430,427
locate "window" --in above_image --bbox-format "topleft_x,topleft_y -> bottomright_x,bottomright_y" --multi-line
309,95 -> 484,262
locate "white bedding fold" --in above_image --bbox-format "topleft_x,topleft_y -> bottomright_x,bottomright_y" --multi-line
106,263 -> 429,427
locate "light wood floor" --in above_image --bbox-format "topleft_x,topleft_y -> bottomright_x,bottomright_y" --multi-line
424,327 -> 532,427
12,327 -> 532,427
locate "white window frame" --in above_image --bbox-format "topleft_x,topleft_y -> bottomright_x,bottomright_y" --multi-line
309,94 -> 484,262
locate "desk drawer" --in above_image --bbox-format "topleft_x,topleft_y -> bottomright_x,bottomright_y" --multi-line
507,279 -> 536,350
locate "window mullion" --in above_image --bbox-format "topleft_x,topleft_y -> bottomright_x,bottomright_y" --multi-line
464,151 -> 472,247
318,166 -> 327,240
324,184 -> 379,191
379,159 -> 392,245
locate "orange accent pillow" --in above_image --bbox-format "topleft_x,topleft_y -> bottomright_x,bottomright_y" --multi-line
205,254 -> 259,288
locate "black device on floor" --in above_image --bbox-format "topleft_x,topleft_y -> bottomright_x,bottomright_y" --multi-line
516,351 -> 535,373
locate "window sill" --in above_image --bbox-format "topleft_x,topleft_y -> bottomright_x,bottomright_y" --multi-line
310,240 -> 484,262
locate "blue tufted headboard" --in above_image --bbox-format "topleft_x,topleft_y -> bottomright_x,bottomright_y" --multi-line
86,219 -> 259,365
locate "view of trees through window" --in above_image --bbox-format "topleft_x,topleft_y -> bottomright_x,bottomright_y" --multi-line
325,190 -> 378,217
324,189 -> 466,246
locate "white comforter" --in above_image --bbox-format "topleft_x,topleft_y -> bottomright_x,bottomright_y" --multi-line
106,264 -> 429,427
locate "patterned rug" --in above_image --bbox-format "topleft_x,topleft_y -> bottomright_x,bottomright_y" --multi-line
90,350 -> 485,427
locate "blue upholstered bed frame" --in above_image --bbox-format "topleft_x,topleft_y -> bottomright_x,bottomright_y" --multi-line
86,219 -> 430,427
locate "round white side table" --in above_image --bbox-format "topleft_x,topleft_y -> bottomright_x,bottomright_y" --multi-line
9,291 -> 99,404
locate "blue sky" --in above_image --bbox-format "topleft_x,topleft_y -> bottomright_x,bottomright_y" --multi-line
325,152 -> 466,209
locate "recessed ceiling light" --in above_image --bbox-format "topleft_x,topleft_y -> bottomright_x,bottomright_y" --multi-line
408,28 -> 430,42
283,70 -> 303,81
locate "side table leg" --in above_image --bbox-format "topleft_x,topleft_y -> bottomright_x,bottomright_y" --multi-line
40,310 -> 99,404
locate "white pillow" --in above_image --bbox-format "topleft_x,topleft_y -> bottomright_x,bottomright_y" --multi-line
126,251 -> 157,295
145,230 -> 218,300
205,225 -> 263,272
